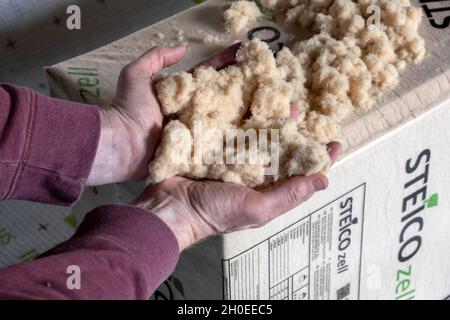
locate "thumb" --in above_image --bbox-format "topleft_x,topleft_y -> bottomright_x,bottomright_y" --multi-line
261,173 -> 328,218
126,46 -> 188,77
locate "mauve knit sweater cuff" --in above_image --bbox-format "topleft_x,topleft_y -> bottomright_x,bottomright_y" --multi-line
0,205 -> 180,300
52,205 -> 180,299
0,84 -> 100,206
74,205 -> 180,272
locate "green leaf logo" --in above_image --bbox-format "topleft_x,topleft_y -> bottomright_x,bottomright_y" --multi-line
65,214 -> 78,229
425,193 -> 439,208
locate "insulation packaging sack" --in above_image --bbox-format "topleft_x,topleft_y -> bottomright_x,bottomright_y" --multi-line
45,0 -> 450,300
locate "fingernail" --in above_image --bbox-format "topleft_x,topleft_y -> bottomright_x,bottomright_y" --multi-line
290,106 -> 299,119
313,179 -> 327,191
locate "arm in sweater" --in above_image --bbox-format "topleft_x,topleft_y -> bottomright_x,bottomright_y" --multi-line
0,44 -> 337,300
0,84 -> 179,299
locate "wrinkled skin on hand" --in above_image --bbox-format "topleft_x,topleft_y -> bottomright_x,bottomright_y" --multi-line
134,141 -> 340,251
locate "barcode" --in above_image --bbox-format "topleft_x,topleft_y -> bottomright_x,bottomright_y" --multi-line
337,283 -> 350,300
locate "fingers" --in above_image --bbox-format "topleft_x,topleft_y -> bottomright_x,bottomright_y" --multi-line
261,173 -> 329,217
327,141 -> 342,165
255,142 -> 342,220
189,42 -> 241,72
290,104 -> 300,119
125,45 -> 188,78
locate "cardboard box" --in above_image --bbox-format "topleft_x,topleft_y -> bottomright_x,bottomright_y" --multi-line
45,0 -> 450,300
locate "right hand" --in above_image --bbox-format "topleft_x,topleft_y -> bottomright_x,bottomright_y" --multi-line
132,44 -> 342,251
133,142 -> 341,252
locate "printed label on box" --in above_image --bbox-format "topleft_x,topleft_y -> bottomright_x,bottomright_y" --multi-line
223,184 -> 366,300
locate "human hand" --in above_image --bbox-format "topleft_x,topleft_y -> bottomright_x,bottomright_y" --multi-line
133,142 -> 341,252
87,46 -> 188,186
87,43 -> 244,186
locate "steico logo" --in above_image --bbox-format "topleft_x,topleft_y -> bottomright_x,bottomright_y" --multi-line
421,0 -> 450,29
395,149 -> 439,300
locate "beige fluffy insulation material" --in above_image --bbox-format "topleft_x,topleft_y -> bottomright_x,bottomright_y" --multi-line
224,1 -> 262,35
149,0 -> 426,188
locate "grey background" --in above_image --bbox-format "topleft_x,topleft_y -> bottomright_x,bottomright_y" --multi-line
0,0 -> 197,269
0,0 -> 195,94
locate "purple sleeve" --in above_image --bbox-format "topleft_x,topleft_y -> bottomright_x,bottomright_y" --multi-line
0,84 -> 100,205
0,205 -> 179,300
0,84 -> 180,299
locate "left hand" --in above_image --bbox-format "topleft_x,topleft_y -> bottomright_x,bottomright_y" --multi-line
87,43 -> 242,186
87,46 -> 188,185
